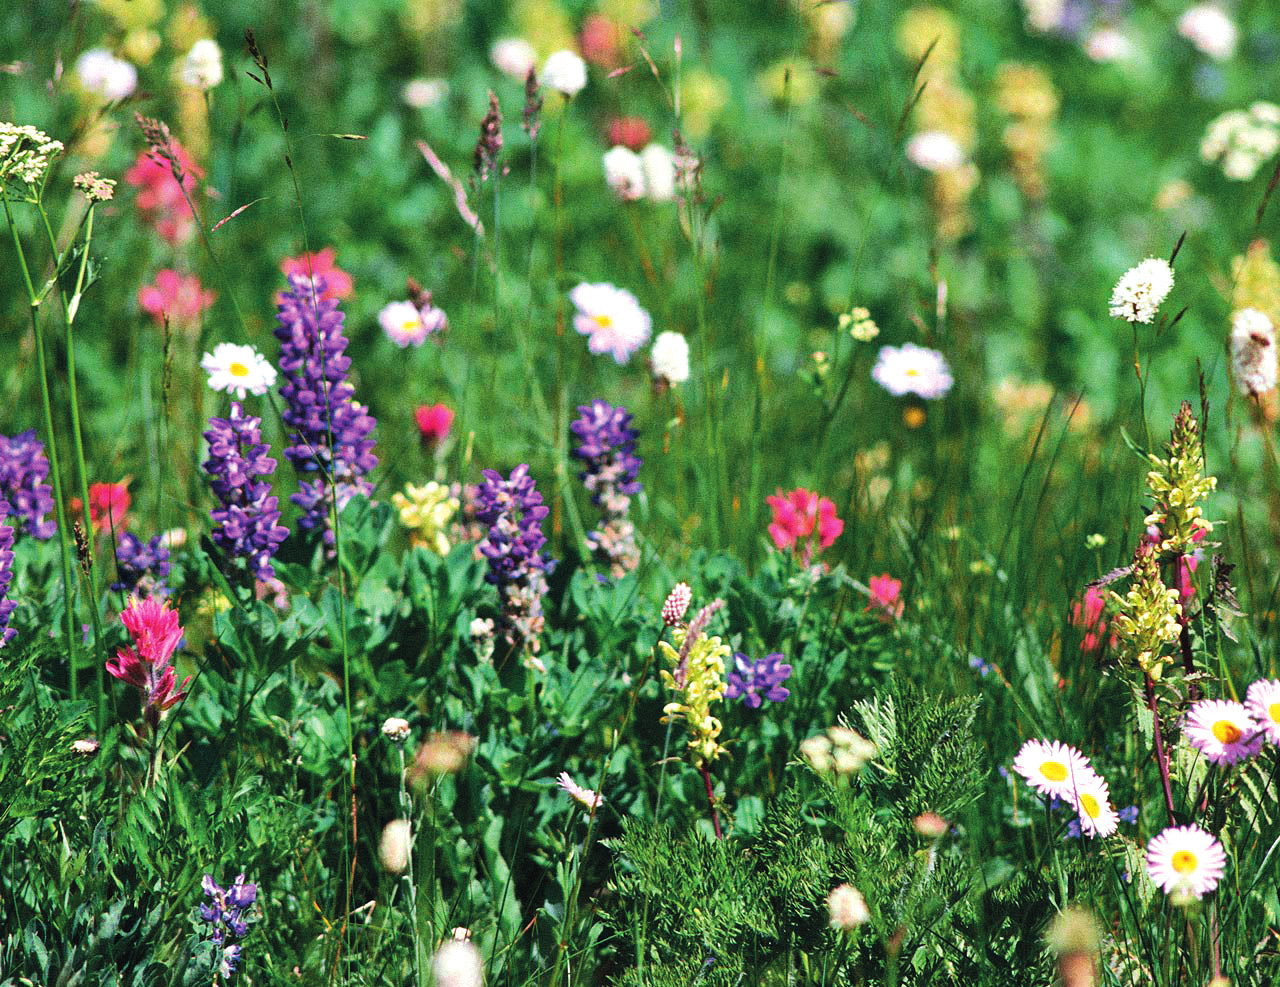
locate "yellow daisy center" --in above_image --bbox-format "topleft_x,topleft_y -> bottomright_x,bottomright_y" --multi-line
1268,702 -> 1280,724
1171,850 -> 1198,874
1212,720 -> 1242,744
400,317 -> 419,333
229,361 -> 250,377
1041,760 -> 1068,782
905,366 -> 919,377
593,313 -> 613,331
1079,793 -> 1101,818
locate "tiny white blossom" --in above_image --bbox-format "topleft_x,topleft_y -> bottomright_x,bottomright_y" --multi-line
1230,308 -> 1277,397
905,131 -> 966,172
201,342 -> 278,398
378,819 -> 412,873
639,144 -> 677,202
1084,26 -> 1137,63
403,77 -> 449,109
542,50 -> 587,97
74,49 -> 138,101
381,717 -> 411,742
490,37 -> 537,80
181,39 -> 224,91
1178,4 -> 1238,61
602,146 -> 646,201
828,884 -> 871,930
1109,258 -> 1174,324
432,939 -> 484,987
650,331 -> 690,384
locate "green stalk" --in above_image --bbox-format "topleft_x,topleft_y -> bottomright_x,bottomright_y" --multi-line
2,192 -> 79,703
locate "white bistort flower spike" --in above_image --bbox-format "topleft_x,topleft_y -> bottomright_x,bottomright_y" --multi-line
1230,308 -> 1277,397
1109,257 -> 1174,324
650,331 -> 691,384
181,39 -> 224,91
542,50 -> 587,97
602,146 -> 646,201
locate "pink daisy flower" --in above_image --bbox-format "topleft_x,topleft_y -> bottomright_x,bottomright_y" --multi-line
556,771 -> 604,811
569,282 -> 651,364
1011,739 -> 1098,800
1183,699 -> 1264,765
1245,679 -> 1280,744
1146,824 -> 1226,899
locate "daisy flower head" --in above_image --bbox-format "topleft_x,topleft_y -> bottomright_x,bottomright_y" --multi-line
1146,824 -> 1226,900
379,300 -> 433,348
1068,773 -> 1119,838
201,343 -> 278,399
1109,258 -> 1174,324
872,343 -> 953,399
1011,739 -> 1097,799
570,282 -> 652,364
1183,698 -> 1264,765
556,771 -> 604,811
1245,679 -> 1280,744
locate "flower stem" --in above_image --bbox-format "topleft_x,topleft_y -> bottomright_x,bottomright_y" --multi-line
700,760 -> 723,839
1145,674 -> 1177,825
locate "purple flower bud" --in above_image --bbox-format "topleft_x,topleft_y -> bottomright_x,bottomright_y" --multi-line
111,532 -> 170,597
570,399 -> 642,575
724,652 -> 792,707
0,430 -> 57,539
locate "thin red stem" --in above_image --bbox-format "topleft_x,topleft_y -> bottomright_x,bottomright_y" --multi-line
1145,675 -> 1177,825
700,761 -> 723,839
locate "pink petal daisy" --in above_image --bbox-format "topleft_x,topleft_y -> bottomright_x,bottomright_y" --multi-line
1011,739 -> 1098,800
1245,679 -> 1280,745
1183,699 -> 1264,765
556,771 -> 604,811
1146,824 -> 1226,899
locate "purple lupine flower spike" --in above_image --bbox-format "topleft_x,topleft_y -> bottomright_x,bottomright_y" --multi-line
112,532 -> 170,597
203,402 -> 289,580
724,652 -> 792,708
570,399 -> 642,576
475,465 -> 555,665
0,430 -> 57,539
0,504 -> 16,648
274,273 -> 378,543
201,872 -> 258,978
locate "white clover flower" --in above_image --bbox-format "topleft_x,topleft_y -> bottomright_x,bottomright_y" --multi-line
905,131 -> 966,172
381,717 -> 411,742
181,39 -> 223,90
542,50 -> 587,96
1178,5 -> 1238,61
639,143 -> 677,202
378,819 -> 412,873
200,342 -> 278,398
602,145 -> 646,201
1109,258 -> 1174,324
490,37 -> 537,80
74,48 -> 138,101
650,331 -> 690,384
872,343 -> 953,399
1230,308 -> 1277,397
403,77 -> 449,109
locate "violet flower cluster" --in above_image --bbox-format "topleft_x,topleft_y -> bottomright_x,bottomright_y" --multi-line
203,402 -> 289,580
0,506 -> 16,649
570,399 -> 642,576
724,652 -> 792,708
0,429 -> 56,539
475,465 -> 555,664
200,873 -> 257,979
274,274 -> 378,542
112,532 -> 170,597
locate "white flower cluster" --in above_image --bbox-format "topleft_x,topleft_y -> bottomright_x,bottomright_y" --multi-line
542,49 -> 587,96
74,48 -> 138,101
1201,103 -> 1280,182
1109,257 -> 1174,324
650,330 -> 690,384
905,131 -> 966,173
1230,307 -> 1277,398
602,144 -> 677,203
181,39 -> 224,91
0,123 -> 64,186
1177,4 -> 1238,61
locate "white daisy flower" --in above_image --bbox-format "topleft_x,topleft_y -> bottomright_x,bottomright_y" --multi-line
871,343 -> 953,399
569,282 -> 652,364
1183,699 -> 1265,765
1011,739 -> 1098,800
1230,308 -> 1277,397
542,50 -> 587,97
379,300 -> 442,348
556,771 -> 604,810
1146,824 -> 1226,899
201,343 -> 277,398
1109,257 -> 1174,324
1068,773 -> 1119,838
1245,679 -> 1280,744
74,49 -> 138,102
490,37 -> 537,81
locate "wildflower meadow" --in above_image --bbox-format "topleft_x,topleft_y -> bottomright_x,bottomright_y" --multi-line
5,1 -> 1280,985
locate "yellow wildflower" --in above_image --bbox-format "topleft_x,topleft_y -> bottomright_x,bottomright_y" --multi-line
659,625 -> 729,767
392,481 -> 460,555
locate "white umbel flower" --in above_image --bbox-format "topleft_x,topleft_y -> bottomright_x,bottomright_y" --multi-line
640,144 -> 677,202
1109,258 -> 1174,324
650,331 -> 690,384
432,939 -> 484,987
542,50 -> 587,96
181,39 -> 224,90
1178,4 -> 1238,61
905,131 -> 966,172
200,342 -> 278,398
1230,308 -> 1277,397
602,146 -> 646,200
74,49 -> 138,101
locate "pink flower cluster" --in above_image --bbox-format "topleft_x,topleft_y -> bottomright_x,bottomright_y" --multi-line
105,596 -> 191,728
138,270 -> 216,329
1069,585 -> 1114,654
766,488 -> 843,563
71,480 -> 130,535
415,403 -> 454,446
866,574 -> 904,620
280,248 -> 353,302
124,142 -> 203,244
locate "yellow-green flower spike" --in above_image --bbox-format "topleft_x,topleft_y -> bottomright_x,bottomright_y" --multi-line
659,625 -> 730,767
1110,543 -> 1182,680
1144,402 -> 1216,554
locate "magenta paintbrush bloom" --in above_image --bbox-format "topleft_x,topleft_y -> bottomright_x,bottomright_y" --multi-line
107,596 -> 190,727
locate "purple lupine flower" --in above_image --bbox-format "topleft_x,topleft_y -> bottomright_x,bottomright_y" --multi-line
570,399 -> 642,576
203,402 -> 289,580
0,506 -> 16,648
475,465 -> 555,663
273,273 -> 378,542
111,532 -> 170,597
201,872 -> 257,978
723,652 -> 792,708
0,430 -> 57,539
